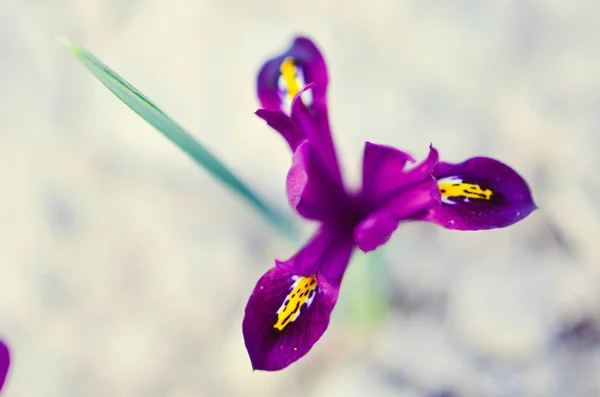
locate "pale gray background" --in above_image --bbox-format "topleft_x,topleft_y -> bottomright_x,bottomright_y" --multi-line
1,0 -> 599,396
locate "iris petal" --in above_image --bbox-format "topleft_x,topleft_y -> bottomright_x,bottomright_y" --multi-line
353,211 -> 398,252
242,266 -> 338,371
257,37 -> 328,113
286,140 -> 345,221
387,177 -> 442,220
276,226 -> 339,275
256,37 -> 342,187
359,143 -> 439,204
289,85 -> 343,186
0,340 -> 9,392
360,142 -> 415,202
243,226 -> 354,371
424,157 -> 536,230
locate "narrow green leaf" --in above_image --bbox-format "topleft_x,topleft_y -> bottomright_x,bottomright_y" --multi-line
60,38 -> 297,239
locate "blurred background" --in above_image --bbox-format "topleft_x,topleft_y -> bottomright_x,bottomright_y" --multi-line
1,0 -> 600,396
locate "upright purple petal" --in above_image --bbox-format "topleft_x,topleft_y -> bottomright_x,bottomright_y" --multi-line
243,266 -> 338,371
359,143 -> 439,205
289,85 -> 343,186
256,38 -> 343,187
423,157 -> 536,230
286,140 -> 345,221
360,142 -> 415,202
257,37 -> 328,113
0,340 -> 9,392
255,109 -> 304,152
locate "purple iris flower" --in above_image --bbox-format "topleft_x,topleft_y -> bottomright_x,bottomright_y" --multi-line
0,340 -> 9,392
243,37 -> 536,371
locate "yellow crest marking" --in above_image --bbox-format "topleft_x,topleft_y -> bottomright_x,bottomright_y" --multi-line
439,179 -> 493,202
273,275 -> 318,331
279,57 -> 300,100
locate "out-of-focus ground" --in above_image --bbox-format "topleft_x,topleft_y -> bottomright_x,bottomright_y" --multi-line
1,0 -> 600,396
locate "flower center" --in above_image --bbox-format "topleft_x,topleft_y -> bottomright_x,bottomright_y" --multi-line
438,177 -> 493,205
273,275 -> 318,331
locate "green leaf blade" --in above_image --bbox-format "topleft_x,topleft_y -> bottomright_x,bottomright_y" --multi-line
61,38 -> 297,239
